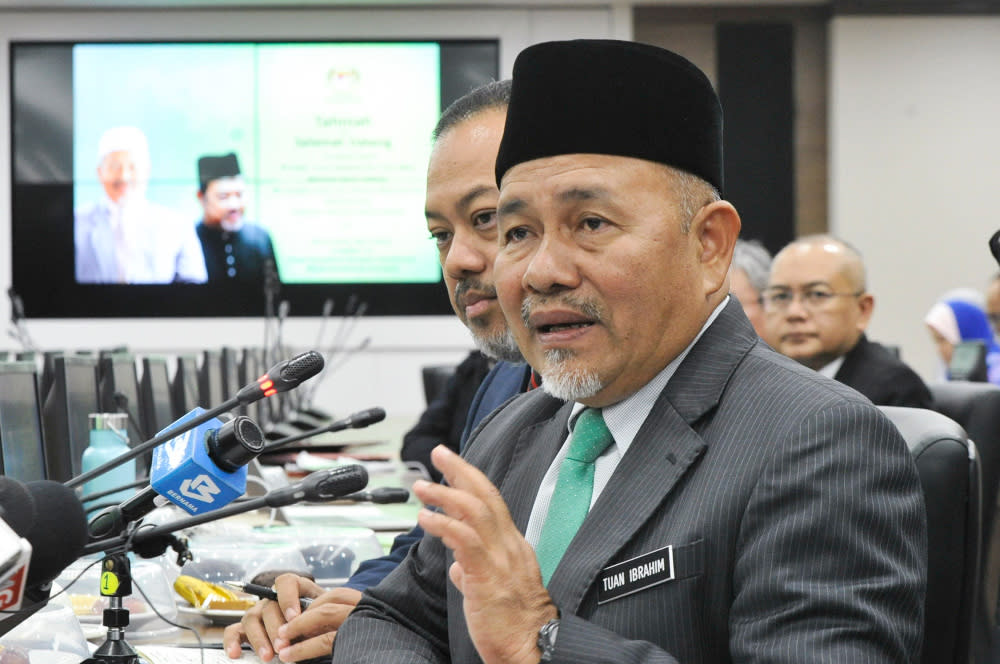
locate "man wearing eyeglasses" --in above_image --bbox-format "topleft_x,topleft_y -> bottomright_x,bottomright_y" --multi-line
764,234 -> 932,408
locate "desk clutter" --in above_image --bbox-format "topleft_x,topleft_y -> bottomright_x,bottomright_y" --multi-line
0,519 -> 396,659
0,344 -> 421,662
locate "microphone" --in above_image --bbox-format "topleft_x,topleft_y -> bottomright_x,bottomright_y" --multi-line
83,466 -> 369,556
990,229 -> 1000,268
235,350 -> 324,404
261,407 -> 386,453
87,414 -> 265,539
0,478 -> 88,635
340,487 -> 410,504
0,477 -> 36,539
23,481 -> 88,596
0,517 -> 32,615
0,480 -> 88,636
0,478 -> 36,615
67,350 -> 325,489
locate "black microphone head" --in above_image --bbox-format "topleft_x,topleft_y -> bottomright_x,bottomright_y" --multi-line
349,407 -> 386,429
366,487 -> 410,504
236,351 -> 325,405
303,465 -> 369,501
990,229 -> 1000,267
24,480 -> 87,588
273,351 -> 324,390
206,415 -> 265,472
0,477 -> 36,537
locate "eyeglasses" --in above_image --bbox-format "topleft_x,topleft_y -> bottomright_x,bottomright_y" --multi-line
761,287 -> 864,313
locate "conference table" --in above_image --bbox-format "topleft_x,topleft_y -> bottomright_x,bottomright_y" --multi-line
4,416 -> 424,663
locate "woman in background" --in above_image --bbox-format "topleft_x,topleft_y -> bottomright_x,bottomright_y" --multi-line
925,297 -> 1000,385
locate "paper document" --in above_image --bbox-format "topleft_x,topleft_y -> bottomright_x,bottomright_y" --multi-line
136,644 -> 263,664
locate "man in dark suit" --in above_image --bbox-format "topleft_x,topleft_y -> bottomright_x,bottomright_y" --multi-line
195,152 -> 278,284
224,80 -> 531,663
764,234 -> 933,408
333,40 -> 925,664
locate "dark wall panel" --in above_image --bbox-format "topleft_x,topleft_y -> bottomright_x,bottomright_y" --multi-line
716,22 -> 795,257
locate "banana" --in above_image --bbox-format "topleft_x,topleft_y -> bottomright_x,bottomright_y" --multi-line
173,575 -> 256,611
173,574 -> 239,609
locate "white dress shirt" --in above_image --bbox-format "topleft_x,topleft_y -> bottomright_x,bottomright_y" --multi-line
74,195 -> 207,284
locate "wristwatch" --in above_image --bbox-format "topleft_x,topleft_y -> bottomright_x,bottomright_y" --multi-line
537,617 -> 560,662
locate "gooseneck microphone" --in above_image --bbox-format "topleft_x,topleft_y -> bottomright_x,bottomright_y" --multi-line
82,465 -> 369,556
67,350 -> 324,489
340,487 -> 410,504
261,407 -> 386,453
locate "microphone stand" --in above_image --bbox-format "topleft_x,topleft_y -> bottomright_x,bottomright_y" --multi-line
78,466 -> 368,663
80,534 -> 192,664
81,537 -> 142,664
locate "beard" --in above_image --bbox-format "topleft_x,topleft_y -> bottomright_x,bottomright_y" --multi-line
538,347 -> 604,401
455,276 -> 525,364
520,294 -> 608,401
469,319 -> 524,363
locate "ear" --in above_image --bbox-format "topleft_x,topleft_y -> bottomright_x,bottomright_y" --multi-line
691,200 -> 741,296
856,292 -> 875,331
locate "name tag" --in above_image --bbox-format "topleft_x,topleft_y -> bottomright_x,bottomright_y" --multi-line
597,545 -> 675,604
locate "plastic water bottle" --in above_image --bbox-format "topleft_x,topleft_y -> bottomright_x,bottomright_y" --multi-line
81,413 -> 136,505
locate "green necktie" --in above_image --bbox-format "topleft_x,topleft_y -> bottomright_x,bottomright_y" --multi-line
535,408 -> 614,585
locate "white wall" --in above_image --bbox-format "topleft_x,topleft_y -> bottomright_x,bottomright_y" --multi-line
0,6 -> 623,423
829,15 -> 1000,381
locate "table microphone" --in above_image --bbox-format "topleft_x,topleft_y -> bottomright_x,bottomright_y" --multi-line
340,487 -> 410,504
82,465 -> 369,556
87,415 -> 265,540
67,350 -> 325,489
261,407 -> 386,453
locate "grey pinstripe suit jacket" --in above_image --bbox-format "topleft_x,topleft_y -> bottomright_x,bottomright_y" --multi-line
333,300 -> 927,664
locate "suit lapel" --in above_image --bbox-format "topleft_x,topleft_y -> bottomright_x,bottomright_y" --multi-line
546,399 -> 706,612
498,401 -> 574,532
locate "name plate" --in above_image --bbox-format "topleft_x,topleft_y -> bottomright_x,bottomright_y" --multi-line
597,544 -> 675,604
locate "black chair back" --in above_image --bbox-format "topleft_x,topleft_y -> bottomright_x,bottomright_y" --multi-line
881,405 -> 980,664
930,381 -> 1000,663
421,364 -> 455,406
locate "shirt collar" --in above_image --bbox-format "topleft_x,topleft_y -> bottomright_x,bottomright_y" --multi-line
817,354 -> 846,379
569,296 -> 731,457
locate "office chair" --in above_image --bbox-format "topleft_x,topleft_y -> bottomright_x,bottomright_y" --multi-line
880,405 -> 980,664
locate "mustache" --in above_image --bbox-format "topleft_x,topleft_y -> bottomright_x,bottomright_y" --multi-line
454,278 -> 497,303
520,293 -> 606,327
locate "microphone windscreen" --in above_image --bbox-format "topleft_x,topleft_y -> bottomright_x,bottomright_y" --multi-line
24,480 -> 88,587
279,351 -> 324,386
0,477 -> 36,537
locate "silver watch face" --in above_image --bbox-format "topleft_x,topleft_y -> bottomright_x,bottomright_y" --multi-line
538,619 -> 559,661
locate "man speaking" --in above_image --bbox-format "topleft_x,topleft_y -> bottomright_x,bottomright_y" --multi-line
333,40 -> 925,664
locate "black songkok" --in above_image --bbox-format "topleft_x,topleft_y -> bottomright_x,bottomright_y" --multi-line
198,153 -> 241,191
495,39 -> 724,194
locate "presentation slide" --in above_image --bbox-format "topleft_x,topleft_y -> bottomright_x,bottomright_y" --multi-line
72,42 -> 442,285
